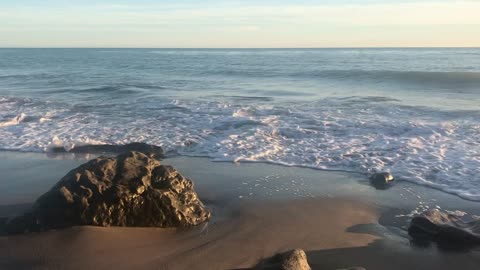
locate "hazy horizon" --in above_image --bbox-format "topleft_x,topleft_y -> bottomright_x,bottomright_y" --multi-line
2,47 -> 480,49
1,0 -> 480,48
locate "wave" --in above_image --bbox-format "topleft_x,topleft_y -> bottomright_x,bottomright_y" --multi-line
1,96 -> 479,201
76,85 -> 140,95
202,69 -> 480,89
42,84 -> 167,97
0,73 -> 60,81
207,95 -> 275,102
312,70 -> 480,87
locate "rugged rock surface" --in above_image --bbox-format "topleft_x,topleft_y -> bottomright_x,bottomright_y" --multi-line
5,151 -> 210,234
255,249 -> 311,270
369,172 -> 394,189
408,209 -> 480,250
50,142 -> 164,158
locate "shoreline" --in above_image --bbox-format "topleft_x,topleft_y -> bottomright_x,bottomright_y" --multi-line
1,151 -> 480,269
2,148 -> 480,203
1,150 -> 479,214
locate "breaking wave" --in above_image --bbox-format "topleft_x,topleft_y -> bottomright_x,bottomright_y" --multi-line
1,95 -> 479,201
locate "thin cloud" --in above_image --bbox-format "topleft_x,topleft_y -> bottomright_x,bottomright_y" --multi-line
0,0 -> 479,47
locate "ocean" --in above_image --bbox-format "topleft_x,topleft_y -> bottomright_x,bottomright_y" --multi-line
0,48 -> 479,200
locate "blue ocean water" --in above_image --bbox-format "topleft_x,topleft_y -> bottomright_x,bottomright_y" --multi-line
1,48 -> 479,200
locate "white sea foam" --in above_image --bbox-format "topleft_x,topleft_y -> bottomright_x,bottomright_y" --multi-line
44,136 -> 108,152
1,95 -> 479,200
0,113 -> 28,127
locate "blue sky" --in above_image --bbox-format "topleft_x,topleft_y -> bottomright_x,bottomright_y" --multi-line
1,0 -> 479,47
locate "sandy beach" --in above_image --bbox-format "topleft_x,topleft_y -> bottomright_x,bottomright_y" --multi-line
1,1 -> 480,268
1,151 -> 480,270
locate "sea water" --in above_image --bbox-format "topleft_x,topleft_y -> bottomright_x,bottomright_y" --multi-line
0,48 -> 479,200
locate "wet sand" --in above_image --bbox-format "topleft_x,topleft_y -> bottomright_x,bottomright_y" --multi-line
1,151 -> 480,269
1,199 -> 378,270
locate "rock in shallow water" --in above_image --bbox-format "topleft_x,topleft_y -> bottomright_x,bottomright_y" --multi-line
408,210 -> 480,250
50,142 -> 165,159
369,172 -> 394,190
5,151 -> 210,234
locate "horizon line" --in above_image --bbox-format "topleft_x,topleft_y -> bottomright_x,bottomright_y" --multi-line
1,46 -> 479,49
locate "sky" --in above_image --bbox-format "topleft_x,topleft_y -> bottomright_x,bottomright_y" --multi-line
0,0 -> 479,48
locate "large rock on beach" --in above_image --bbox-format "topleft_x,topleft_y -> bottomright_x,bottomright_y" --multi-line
5,151 -> 210,234
408,209 -> 480,250
369,172 -> 394,189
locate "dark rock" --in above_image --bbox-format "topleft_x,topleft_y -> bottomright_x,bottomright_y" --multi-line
369,172 -> 394,189
408,216 -> 440,242
5,151 -> 210,234
436,226 -> 480,250
408,210 -> 480,250
255,249 -> 311,270
0,217 -> 7,233
336,268 -> 366,270
50,142 -> 164,159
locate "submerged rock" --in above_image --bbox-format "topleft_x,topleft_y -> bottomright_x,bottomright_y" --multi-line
408,210 -> 480,250
255,249 -> 311,270
50,142 -> 164,158
5,151 -> 210,234
369,172 -> 394,189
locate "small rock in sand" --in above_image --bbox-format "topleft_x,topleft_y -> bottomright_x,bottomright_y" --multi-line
281,249 -> 311,270
255,249 -> 311,270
